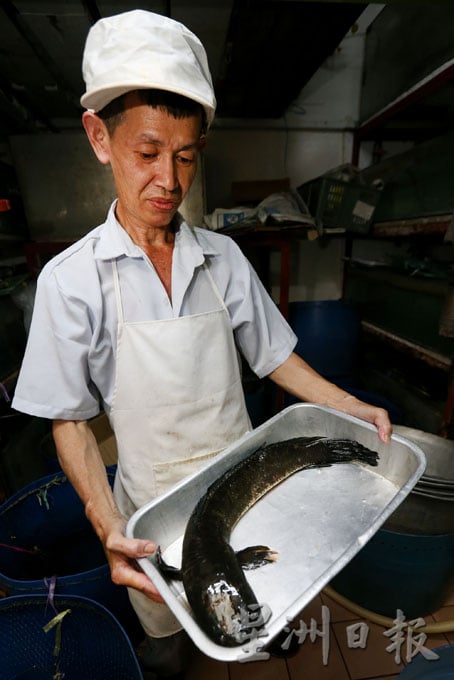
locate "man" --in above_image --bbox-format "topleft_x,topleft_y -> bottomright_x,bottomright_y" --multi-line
13,10 -> 391,679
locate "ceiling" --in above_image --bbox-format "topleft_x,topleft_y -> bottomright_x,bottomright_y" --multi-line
0,0 -> 366,137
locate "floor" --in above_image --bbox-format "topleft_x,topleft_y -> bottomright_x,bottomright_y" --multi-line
183,586 -> 454,680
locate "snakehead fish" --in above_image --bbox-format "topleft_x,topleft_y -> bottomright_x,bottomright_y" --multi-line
157,436 -> 379,647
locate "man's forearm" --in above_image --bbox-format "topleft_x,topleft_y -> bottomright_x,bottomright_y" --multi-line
52,419 -> 124,542
269,352 -> 391,443
269,352 -> 355,408
52,418 -> 163,600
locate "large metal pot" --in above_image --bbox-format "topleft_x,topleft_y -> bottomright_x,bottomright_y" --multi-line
393,425 -> 454,481
332,426 -> 454,617
385,426 -> 454,535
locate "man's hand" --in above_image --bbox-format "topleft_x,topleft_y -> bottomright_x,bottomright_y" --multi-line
337,395 -> 391,444
104,523 -> 165,603
52,419 -> 166,602
269,352 -> 392,443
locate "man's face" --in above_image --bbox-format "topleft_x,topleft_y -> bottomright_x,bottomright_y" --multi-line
100,94 -> 204,232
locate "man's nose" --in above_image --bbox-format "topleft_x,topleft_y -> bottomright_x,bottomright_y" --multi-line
156,155 -> 178,192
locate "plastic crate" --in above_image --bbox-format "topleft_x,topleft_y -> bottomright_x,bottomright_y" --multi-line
297,177 -> 382,232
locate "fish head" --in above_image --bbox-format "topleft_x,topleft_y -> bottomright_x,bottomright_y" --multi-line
202,577 -> 266,647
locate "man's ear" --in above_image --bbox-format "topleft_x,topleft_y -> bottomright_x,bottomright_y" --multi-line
82,111 -> 111,165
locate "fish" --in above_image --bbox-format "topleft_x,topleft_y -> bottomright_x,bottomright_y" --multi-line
157,436 -> 379,647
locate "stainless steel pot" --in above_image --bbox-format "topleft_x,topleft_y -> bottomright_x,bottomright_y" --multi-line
386,426 -> 454,534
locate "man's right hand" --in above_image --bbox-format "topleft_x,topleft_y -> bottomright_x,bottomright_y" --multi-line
52,419 -> 165,603
104,523 -> 165,603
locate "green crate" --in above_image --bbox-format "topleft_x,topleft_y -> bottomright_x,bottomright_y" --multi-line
297,177 -> 382,232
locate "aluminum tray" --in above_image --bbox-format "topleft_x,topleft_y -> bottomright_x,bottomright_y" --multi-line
126,404 -> 426,662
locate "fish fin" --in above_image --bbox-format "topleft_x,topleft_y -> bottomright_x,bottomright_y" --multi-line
155,545 -> 183,580
236,545 -> 279,571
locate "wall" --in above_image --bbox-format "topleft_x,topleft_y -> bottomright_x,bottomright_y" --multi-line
204,129 -> 353,211
203,5 -> 382,303
203,128 -> 352,303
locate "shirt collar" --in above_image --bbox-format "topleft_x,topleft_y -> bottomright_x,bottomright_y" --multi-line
94,200 -> 220,264
94,202 -> 140,260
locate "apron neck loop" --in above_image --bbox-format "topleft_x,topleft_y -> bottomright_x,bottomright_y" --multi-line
112,260 -> 125,324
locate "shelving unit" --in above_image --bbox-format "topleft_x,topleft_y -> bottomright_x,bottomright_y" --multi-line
345,29 -> 454,436
352,60 -> 454,165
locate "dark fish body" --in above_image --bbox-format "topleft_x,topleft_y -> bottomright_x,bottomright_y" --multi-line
159,436 -> 379,647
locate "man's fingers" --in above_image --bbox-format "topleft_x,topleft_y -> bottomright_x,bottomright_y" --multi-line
110,553 -> 165,603
107,532 -> 157,558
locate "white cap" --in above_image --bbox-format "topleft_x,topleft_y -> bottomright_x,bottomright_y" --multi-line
80,10 -> 216,126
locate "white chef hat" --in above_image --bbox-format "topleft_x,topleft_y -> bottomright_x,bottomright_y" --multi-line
80,10 -> 216,127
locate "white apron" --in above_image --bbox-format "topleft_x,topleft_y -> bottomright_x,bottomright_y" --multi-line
109,259 -> 251,637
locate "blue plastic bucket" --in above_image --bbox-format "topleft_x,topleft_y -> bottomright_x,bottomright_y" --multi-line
287,300 -> 403,422
288,300 -> 361,380
397,644 -> 454,679
331,528 -> 454,619
0,594 -> 143,679
0,466 -> 143,643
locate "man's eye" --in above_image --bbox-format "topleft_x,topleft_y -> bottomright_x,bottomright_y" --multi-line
140,152 -> 156,160
177,155 -> 194,165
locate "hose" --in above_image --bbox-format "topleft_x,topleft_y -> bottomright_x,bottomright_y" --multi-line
323,585 -> 454,634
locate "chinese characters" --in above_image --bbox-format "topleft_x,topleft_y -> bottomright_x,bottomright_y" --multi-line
237,605 -> 440,665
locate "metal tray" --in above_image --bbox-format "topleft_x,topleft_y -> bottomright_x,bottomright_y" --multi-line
126,404 -> 426,662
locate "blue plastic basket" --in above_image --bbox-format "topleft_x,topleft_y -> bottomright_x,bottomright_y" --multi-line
0,466 -> 143,644
0,594 -> 143,679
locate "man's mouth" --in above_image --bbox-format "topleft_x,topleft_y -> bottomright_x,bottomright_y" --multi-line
149,197 -> 179,211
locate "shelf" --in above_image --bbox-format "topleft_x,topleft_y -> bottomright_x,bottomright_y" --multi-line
361,320 -> 454,437
362,321 -> 452,373
371,215 -> 452,239
221,222 -> 318,240
358,4 -> 454,145
353,56 -> 454,164
351,7 -> 454,436
358,61 -> 454,142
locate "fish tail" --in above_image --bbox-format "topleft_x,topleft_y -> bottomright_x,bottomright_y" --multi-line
321,438 -> 379,467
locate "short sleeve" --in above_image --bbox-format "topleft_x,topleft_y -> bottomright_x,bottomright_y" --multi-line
12,267 -> 101,420
209,236 -> 297,378
233,263 -> 297,378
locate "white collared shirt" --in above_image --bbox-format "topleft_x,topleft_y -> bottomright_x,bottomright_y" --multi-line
13,202 -> 296,420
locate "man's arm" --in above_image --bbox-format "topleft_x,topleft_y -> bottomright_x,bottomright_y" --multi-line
268,352 -> 392,443
52,419 -> 164,602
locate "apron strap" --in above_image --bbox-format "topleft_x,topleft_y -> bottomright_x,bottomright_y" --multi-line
112,247 -> 227,322
202,263 -> 228,313
190,226 -> 229,314
111,260 -> 124,324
